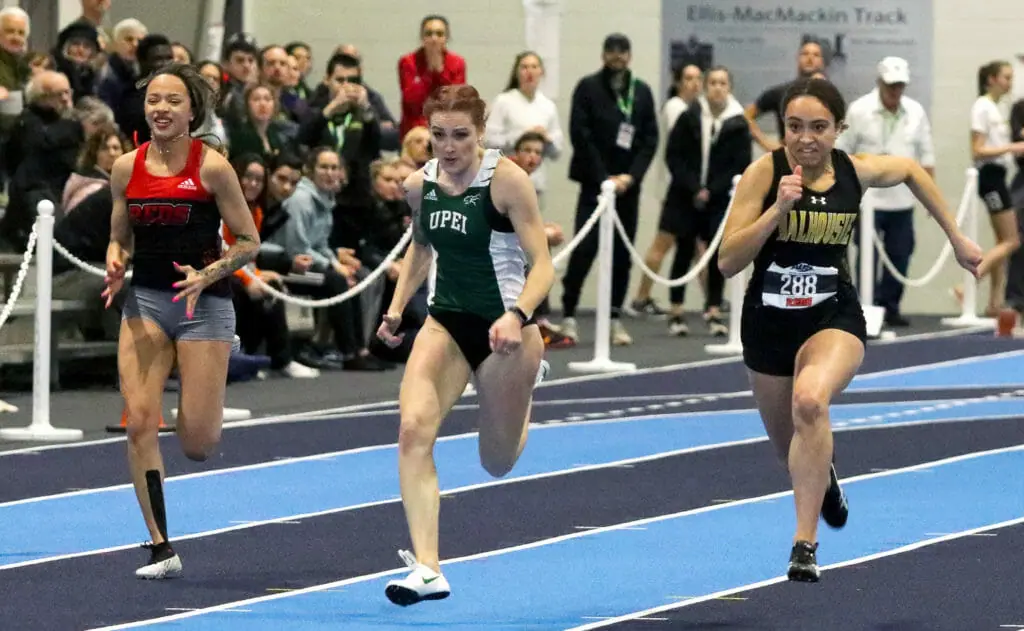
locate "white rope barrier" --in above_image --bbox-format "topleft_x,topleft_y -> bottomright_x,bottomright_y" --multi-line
611,176 -> 741,288
0,202 -> 84,442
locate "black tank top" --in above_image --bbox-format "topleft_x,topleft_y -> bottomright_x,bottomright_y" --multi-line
746,148 -> 862,310
125,139 -> 230,298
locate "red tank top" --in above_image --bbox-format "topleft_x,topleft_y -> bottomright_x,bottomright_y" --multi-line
125,139 -> 230,297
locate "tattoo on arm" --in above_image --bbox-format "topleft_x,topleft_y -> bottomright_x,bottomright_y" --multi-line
200,233 -> 259,282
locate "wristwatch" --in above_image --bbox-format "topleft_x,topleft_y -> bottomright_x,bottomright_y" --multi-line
509,306 -> 530,326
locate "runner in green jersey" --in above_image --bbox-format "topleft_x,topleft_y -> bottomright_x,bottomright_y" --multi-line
376,84 -> 554,606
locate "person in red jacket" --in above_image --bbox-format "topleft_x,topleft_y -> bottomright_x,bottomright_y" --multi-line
397,15 -> 466,139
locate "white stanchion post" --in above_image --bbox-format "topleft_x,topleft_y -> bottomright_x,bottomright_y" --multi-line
0,202 -> 84,442
942,168 -> 994,328
859,194 -> 885,337
705,265 -> 746,355
568,180 -> 637,374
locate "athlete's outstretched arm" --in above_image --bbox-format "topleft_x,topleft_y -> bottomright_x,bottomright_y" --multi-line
494,159 -> 554,316
385,170 -> 434,317
198,149 -> 260,283
718,155 -> 780,278
850,154 -> 961,238
851,153 -> 982,275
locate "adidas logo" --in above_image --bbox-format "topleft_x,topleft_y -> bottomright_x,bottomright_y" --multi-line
423,190 -> 437,201
178,178 -> 197,191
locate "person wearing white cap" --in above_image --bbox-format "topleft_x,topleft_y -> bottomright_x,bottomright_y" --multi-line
835,56 -> 935,327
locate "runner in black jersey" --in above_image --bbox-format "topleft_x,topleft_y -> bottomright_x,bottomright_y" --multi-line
102,63 -> 260,579
719,77 -> 982,583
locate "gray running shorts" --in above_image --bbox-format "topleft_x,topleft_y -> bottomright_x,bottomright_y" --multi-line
122,285 -> 236,343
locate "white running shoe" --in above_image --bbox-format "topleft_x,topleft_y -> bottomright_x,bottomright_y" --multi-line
135,542 -> 182,580
535,359 -> 550,388
384,549 -> 451,606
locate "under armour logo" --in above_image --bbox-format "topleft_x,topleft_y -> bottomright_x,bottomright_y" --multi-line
809,196 -> 826,205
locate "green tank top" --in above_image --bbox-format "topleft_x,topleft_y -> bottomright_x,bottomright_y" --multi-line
419,149 -> 527,322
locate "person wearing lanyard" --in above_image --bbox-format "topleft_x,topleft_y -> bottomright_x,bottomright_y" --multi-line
836,57 -> 935,327
559,33 -> 659,346
298,52 -> 382,205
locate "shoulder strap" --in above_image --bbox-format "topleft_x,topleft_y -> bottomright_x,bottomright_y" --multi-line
185,138 -> 204,175
131,142 -> 149,178
831,149 -> 863,200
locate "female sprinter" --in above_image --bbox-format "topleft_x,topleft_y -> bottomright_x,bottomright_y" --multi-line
718,77 -> 982,583
102,62 -> 260,579
376,84 -> 553,606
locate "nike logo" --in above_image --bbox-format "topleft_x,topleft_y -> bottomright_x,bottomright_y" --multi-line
423,575 -> 440,584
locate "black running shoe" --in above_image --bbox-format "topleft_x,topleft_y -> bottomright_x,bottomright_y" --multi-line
821,463 -> 849,529
787,540 -> 820,582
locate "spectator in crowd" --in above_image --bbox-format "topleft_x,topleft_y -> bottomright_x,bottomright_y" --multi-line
485,51 -> 563,203
965,60 -> 1024,316
326,44 -> 399,151
0,5 -> 30,175
559,33 -> 659,346
51,123 -> 129,341
398,15 -> 465,138
1006,95 -> 1024,318
285,41 -> 312,99
72,95 -> 115,137
300,52 -> 382,205
0,7 -> 29,101
226,83 -> 290,161
258,43 -> 305,126
77,0 -> 110,46
263,152 -> 303,220
54,18 -> 101,103
508,131 -> 571,347
225,153 -> 320,379
195,60 -> 229,148
61,120 -> 122,212
627,62 -> 704,319
661,65 -> 750,338
837,57 -> 935,327
220,32 -> 260,121
1,70 -> 81,250
96,18 -> 147,113
114,33 -> 173,144
266,146 -> 391,371
171,41 -> 191,65
744,40 -> 826,151
399,125 -> 430,170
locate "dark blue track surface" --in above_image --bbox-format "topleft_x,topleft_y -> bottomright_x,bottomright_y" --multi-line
0,331 -> 1022,631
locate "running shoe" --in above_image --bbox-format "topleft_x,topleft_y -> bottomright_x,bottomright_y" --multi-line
821,462 -> 849,529
135,541 -> 182,579
385,550 -> 451,606
787,540 -> 820,582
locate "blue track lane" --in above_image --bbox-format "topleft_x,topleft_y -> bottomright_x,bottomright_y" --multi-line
3,397 -> 1024,567
847,350 -> 1024,391
102,446 -> 1024,630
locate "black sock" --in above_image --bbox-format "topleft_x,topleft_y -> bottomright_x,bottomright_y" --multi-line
145,470 -> 169,543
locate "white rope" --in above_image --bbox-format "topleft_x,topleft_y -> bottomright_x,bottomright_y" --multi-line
237,229 -> 412,308
0,225 -> 37,332
50,238 -> 118,278
868,175 -> 976,288
551,195 -> 608,269
609,185 -> 737,288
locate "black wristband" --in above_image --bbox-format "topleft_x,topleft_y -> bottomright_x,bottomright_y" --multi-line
509,306 -> 530,326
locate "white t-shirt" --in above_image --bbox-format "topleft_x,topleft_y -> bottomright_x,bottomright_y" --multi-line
970,96 -> 1013,169
663,96 -> 688,133
483,89 -> 564,192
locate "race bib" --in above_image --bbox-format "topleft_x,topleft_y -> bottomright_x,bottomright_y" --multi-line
761,262 -> 838,310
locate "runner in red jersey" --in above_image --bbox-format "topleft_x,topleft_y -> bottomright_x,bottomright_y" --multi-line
102,63 -> 260,580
